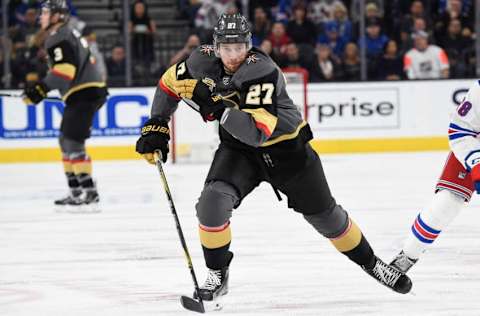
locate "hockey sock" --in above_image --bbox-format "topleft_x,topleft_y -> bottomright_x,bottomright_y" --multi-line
199,222 -> 232,269
62,154 -> 80,190
403,189 -> 464,259
330,218 -> 375,268
71,152 -> 95,190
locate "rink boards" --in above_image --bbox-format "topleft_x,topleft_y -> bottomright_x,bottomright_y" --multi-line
0,79 -> 473,162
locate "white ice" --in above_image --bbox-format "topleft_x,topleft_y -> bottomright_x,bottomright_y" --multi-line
1,152 -> 480,316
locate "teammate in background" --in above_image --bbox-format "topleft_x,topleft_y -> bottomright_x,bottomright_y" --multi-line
136,13 -> 412,301
22,0 -> 108,210
391,81 -> 480,272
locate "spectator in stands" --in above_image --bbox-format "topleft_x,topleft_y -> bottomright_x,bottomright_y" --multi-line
251,6 -> 271,47
376,40 -> 404,80
330,2 -> 352,43
106,45 -> 127,87
194,0 -> 237,42
352,2 -> 384,39
359,17 -> 388,59
10,45 -> 33,88
399,1 -> 431,46
463,45 -> 476,78
307,0 -> 343,25
260,38 -> 273,55
404,30 -> 449,79
66,0 -> 77,16
280,42 -> 314,71
434,0 -> 473,42
286,4 -> 317,46
248,0 -> 276,21
342,42 -> 361,81
311,44 -> 342,82
129,1 -> 156,63
350,0 -> 385,25
267,22 -> 291,58
177,0 -> 201,27
270,0 -> 294,23
10,7 -> 38,48
169,34 -> 200,65
438,18 -> 473,78
398,17 -> 431,55
7,0 -> 40,27
318,21 -> 347,61
260,39 -> 284,65
83,26 -> 107,82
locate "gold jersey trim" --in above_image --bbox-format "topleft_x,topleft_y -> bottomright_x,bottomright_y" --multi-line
261,120 -> 307,147
52,63 -> 77,80
160,64 -> 181,97
242,108 -> 278,137
63,82 -> 106,101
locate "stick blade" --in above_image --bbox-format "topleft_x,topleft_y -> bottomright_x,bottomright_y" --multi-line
180,295 -> 205,313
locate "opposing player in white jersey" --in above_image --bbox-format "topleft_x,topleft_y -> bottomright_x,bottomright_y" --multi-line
391,80 -> 480,272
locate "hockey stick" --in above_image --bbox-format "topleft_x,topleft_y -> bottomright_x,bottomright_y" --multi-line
153,151 -> 205,314
0,92 -> 62,101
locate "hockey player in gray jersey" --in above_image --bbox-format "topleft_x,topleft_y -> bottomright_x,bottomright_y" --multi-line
23,0 -> 108,210
136,13 -> 412,300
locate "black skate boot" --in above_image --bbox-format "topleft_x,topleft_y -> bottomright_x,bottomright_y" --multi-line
362,256 -> 413,294
194,252 -> 233,301
390,251 -> 418,273
80,189 -> 100,212
54,188 -> 83,206
83,190 -> 99,204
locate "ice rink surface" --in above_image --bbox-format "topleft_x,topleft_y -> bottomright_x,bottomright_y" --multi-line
2,151 -> 480,316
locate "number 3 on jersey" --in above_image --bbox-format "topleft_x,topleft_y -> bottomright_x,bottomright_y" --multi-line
53,47 -> 63,62
246,83 -> 274,105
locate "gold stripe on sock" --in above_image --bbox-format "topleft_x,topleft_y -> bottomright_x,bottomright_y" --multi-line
199,225 -> 232,249
330,219 -> 362,252
72,160 -> 92,175
62,160 -> 73,173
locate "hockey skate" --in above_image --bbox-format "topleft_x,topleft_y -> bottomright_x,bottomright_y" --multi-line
194,252 -> 233,301
390,251 -> 418,273
80,189 -> 100,213
54,188 -> 83,212
362,256 -> 412,294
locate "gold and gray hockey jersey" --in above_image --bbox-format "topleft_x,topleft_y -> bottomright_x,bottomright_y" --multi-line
152,45 -> 311,150
43,23 -> 106,102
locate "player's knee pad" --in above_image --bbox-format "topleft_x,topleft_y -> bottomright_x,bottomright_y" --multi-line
196,181 -> 239,227
303,203 -> 349,238
59,135 -> 85,154
422,189 -> 464,229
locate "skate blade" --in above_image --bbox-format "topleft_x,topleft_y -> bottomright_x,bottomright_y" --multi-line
54,203 -> 101,214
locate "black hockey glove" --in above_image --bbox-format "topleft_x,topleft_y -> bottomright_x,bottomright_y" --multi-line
192,80 -> 226,121
175,79 -> 226,122
23,81 -> 48,105
135,117 -> 170,164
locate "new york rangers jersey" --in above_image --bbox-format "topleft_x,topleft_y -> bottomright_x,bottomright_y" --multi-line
449,81 -> 480,172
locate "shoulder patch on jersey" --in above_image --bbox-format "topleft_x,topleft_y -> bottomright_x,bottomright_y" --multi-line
200,45 -> 215,56
477,79 -> 480,86
231,48 -> 277,90
246,53 -> 260,64
186,45 -> 222,80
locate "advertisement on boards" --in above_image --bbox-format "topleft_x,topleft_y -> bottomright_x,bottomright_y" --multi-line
0,90 -> 151,140
308,87 -> 400,130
